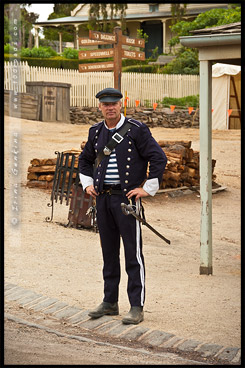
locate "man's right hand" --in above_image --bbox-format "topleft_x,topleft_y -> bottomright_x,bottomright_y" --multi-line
85,185 -> 98,199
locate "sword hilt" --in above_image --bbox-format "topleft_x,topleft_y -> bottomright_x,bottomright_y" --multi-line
121,202 -> 135,216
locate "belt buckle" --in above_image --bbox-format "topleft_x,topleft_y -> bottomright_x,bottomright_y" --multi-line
112,132 -> 123,144
105,188 -> 112,195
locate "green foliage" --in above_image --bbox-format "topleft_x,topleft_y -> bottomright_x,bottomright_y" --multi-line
170,6 -> 241,47
43,4 -> 78,42
136,29 -> 149,44
161,48 -> 199,75
62,48 -> 79,59
87,4 -> 128,33
122,58 -> 149,67
165,5 -> 241,75
160,95 -> 199,109
4,44 -> 16,54
122,64 -> 159,73
20,46 -> 57,58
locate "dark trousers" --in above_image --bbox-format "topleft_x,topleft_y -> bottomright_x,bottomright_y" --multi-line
96,193 -> 145,307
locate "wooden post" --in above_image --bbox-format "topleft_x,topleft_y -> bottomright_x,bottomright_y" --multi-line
58,32 -> 62,54
199,60 -> 213,275
113,27 -> 122,91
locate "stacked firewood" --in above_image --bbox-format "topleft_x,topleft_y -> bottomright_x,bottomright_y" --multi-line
157,140 -> 216,189
26,141 -> 216,190
26,149 -> 82,189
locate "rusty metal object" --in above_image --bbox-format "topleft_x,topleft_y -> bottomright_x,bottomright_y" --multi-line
67,184 -> 95,229
45,151 -> 95,230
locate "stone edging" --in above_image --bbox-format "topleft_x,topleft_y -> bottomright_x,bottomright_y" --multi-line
5,283 -> 240,365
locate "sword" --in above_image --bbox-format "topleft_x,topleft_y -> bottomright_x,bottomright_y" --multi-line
121,203 -> 171,245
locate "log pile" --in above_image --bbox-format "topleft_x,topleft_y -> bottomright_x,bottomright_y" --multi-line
26,141 -> 216,190
26,149 -> 82,189
157,140 -> 216,189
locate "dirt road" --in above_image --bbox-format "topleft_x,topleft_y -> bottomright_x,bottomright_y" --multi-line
4,115 -> 241,356
5,302 -> 205,366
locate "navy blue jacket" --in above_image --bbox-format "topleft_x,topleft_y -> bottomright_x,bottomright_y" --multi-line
78,117 -> 167,195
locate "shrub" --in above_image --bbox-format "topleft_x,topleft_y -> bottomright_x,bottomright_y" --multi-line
4,44 -> 16,54
62,48 -> 79,59
160,95 -> 199,109
122,64 -> 159,73
20,46 -> 57,58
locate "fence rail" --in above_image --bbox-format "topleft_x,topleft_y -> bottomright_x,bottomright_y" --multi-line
4,61 -> 200,107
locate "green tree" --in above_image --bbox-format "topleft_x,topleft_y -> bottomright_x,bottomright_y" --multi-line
4,4 -> 39,47
87,4 -> 128,33
169,5 -> 241,47
43,4 -> 79,42
164,5 -> 241,74
171,4 -> 187,25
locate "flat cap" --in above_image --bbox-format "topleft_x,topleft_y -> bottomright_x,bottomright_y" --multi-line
96,87 -> 123,102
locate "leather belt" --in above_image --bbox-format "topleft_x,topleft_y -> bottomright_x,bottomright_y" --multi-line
101,185 -> 123,195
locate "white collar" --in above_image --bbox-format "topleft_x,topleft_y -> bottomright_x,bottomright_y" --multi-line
104,113 -> 125,130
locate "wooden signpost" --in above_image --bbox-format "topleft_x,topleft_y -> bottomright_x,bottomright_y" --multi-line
78,27 -> 145,91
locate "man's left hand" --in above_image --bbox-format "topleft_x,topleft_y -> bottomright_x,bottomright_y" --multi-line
126,187 -> 149,201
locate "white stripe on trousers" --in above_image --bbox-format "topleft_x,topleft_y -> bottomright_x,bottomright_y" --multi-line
136,200 -> 145,306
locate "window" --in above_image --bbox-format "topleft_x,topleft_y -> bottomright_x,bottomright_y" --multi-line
149,4 -> 159,12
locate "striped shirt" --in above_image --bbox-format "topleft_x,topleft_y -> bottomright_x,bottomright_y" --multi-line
104,149 -> 121,185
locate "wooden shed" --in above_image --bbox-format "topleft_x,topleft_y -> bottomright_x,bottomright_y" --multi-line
26,81 -> 71,123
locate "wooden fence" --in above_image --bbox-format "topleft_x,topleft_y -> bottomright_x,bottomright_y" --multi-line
4,61 -> 200,107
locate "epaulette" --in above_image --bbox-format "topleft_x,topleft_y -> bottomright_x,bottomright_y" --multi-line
127,118 -> 142,128
90,121 -> 103,129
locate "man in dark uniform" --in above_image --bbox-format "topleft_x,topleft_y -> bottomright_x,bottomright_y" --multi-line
79,87 -> 167,324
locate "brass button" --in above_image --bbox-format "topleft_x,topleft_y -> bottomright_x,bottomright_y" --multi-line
128,149 -> 132,152
126,165 -> 130,169
127,157 -> 131,161
125,180 -> 128,184
124,188 -> 127,192
126,172 -> 129,176
129,141 -> 132,145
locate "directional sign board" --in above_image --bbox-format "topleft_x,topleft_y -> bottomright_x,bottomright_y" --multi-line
79,49 -> 114,60
79,61 -> 114,73
79,37 -> 106,47
89,30 -> 116,44
78,27 -> 145,91
121,35 -> 145,48
122,49 -> 145,61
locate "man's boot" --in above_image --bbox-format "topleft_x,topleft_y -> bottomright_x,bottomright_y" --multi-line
88,301 -> 119,318
122,306 -> 144,324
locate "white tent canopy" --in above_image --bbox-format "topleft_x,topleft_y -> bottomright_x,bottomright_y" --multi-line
212,63 -> 241,129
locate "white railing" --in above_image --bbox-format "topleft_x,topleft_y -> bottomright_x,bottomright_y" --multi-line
4,61 -> 200,107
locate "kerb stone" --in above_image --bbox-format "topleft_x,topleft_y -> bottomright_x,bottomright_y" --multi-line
43,302 -> 68,315
120,326 -> 149,340
216,347 -> 240,362
18,293 -> 43,306
6,289 -> 34,301
67,310 -> 90,324
177,339 -> 202,352
196,343 -> 224,357
53,306 -> 83,319
79,315 -> 113,330
31,298 -> 58,311
140,330 -> 175,347
106,322 -> 135,337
